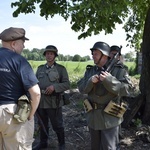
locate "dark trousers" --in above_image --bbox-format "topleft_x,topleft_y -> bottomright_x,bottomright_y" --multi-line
37,107 -> 65,146
89,126 -> 119,150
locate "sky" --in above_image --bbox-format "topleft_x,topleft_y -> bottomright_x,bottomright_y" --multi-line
0,0 -> 134,57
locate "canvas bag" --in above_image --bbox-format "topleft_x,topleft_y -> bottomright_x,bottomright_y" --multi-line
13,95 -> 31,123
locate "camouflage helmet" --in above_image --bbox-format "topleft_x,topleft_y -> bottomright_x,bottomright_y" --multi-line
90,42 -> 110,56
43,45 -> 58,56
110,45 -> 122,55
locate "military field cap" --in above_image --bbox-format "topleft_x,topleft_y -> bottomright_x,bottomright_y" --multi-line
0,27 -> 29,41
43,45 -> 58,56
110,45 -> 122,55
90,42 -> 110,56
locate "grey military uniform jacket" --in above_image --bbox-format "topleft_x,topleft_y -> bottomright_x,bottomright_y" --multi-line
77,61 -> 133,130
36,62 -> 70,109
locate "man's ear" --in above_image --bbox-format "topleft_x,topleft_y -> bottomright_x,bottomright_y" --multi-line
11,41 -> 16,50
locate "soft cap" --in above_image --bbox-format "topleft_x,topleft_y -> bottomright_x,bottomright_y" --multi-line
0,27 -> 29,41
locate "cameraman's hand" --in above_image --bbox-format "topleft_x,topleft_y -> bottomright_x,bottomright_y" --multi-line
91,75 -> 100,83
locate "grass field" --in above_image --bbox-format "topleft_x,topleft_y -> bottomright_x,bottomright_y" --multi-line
29,60 -> 94,74
29,60 -> 135,73
125,61 -> 136,69
29,60 -> 136,88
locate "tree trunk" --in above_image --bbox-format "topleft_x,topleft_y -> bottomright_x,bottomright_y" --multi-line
121,94 -> 143,128
139,7 -> 150,124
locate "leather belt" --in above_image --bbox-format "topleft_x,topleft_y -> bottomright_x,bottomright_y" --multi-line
91,102 -> 106,109
41,90 -> 60,96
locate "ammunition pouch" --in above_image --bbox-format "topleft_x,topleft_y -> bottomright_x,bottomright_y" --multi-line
13,95 -> 31,123
83,99 -> 105,113
83,99 -> 93,112
104,100 -> 128,118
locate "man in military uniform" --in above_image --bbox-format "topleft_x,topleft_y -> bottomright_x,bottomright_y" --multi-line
110,45 -> 129,72
36,45 -> 70,150
110,45 -> 122,59
77,42 -> 133,150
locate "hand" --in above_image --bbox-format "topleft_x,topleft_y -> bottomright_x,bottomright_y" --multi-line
99,71 -> 110,81
45,85 -> 55,95
91,75 -> 100,83
28,115 -> 33,121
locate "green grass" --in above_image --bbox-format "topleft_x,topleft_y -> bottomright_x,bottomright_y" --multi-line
29,60 -> 136,88
124,61 -> 136,69
29,60 -> 135,72
29,60 -> 94,74
57,61 -> 94,73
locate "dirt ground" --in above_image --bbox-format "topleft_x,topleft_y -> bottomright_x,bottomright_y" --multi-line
33,90 -> 150,150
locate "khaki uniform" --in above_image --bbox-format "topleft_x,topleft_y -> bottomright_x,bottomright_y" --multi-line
77,62 -> 133,130
0,104 -> 34,150
36,62 -> 70,149
36,63 -> 70,108
78,61 -> 133,149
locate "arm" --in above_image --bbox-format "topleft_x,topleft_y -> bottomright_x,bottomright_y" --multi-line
28,84 -> 41,120
77,70 -> 95,94
100,70 -> 133,97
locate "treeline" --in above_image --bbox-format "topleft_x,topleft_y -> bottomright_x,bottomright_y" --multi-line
22,48 -> 91,61
0,43 -> 135,62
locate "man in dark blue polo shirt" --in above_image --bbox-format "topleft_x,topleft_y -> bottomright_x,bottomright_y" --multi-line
0,27 -> 41,150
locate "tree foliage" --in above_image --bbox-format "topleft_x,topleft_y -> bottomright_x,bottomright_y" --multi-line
124,51 -> 135,62
72,54 -> 81,61
21,47 -> 90,61
11,0 -> 149,50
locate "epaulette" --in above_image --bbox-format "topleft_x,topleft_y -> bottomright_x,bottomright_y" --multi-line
116,63 -> 129,72
115,61 -> 124,68
86,65 -> 93,70
38,64 -> 45,69
56,63 -> 65,69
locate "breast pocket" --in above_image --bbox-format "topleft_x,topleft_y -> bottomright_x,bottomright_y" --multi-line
47,69 -> 59,82
37,72 -> 45,79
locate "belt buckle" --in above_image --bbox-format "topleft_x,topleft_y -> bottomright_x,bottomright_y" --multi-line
94,103 -> 97,109
41,90 -> 45,94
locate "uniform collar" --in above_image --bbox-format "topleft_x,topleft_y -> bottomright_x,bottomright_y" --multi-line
45,63 -> 55,69
95,66 -> 105,71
